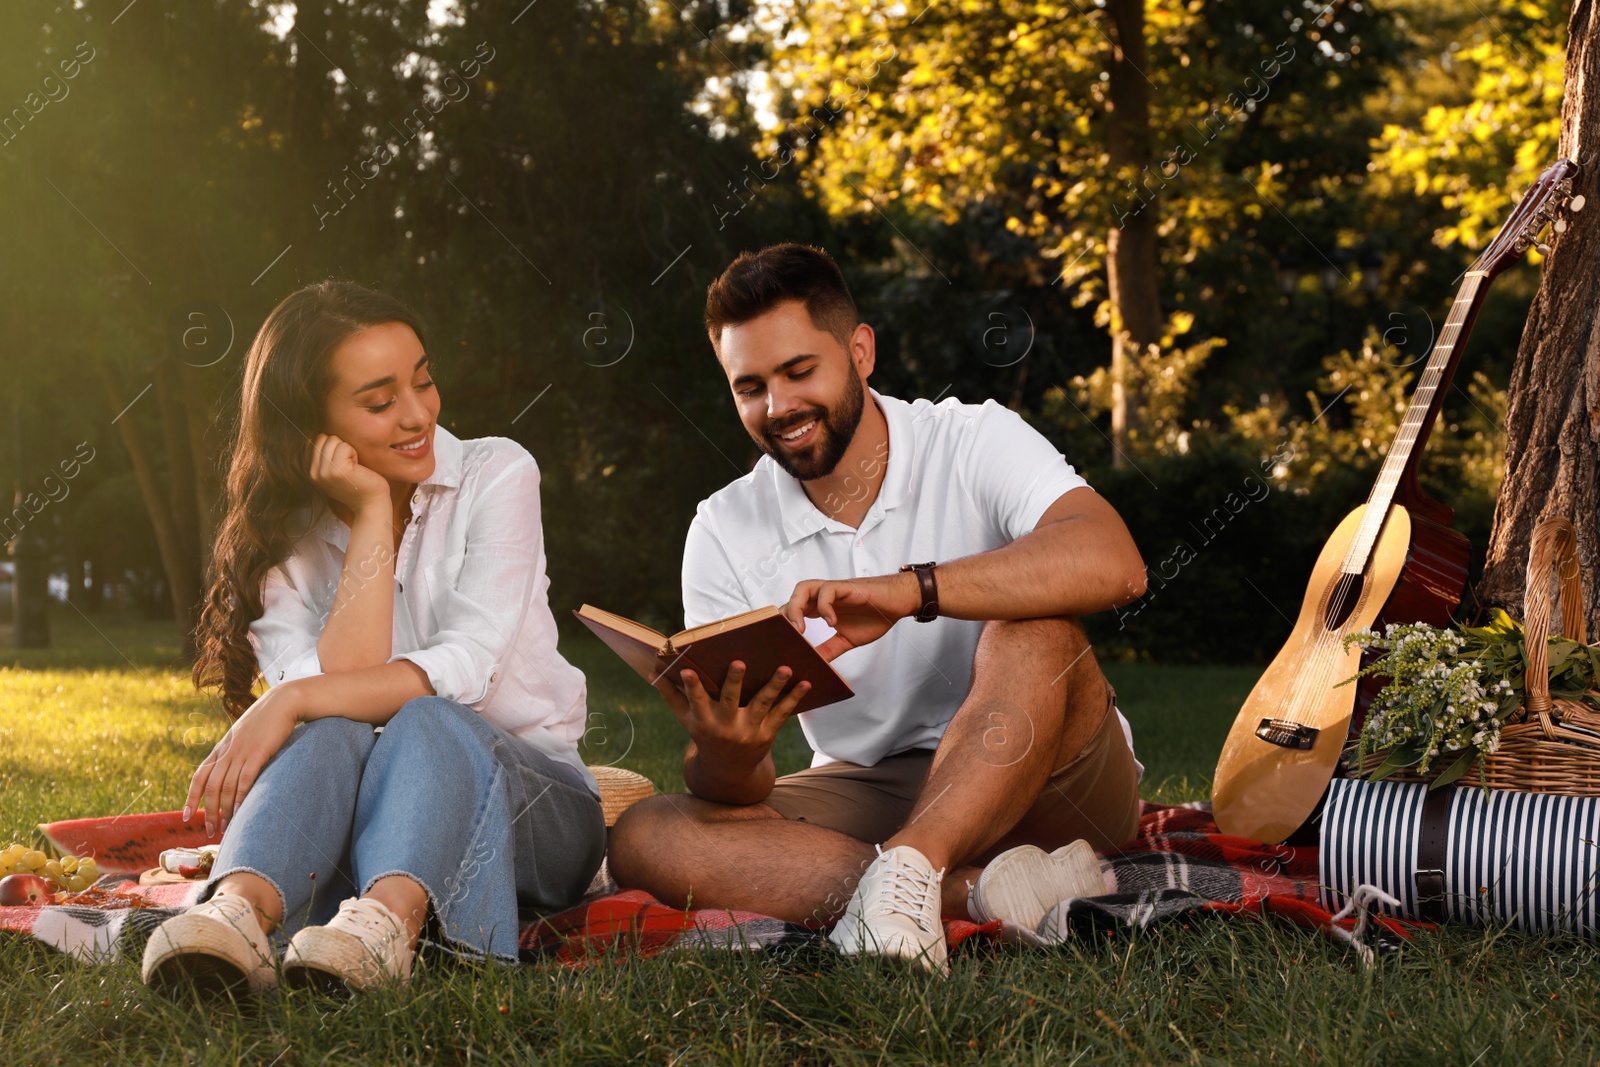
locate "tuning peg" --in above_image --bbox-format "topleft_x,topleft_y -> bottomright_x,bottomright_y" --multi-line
1571,194 -> 1587,212
1555,218 -> 1569,233
1537,242 -> 1552,255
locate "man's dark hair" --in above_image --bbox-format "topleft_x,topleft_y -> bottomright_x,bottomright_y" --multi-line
704,243 -> 859,355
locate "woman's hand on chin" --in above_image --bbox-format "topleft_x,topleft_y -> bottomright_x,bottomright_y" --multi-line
309,432 -> 391,514
183,683 -> 303,840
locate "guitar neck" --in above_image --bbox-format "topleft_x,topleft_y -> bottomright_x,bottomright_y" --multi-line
1341,271 -> 1488,575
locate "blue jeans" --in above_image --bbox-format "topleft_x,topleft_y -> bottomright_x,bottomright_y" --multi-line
197,695 -> 606,962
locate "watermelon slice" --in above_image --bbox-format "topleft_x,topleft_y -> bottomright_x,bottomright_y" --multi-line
38,811 -> 212,876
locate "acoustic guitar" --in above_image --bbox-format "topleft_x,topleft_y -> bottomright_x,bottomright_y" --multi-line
1212,158 -> 1582,844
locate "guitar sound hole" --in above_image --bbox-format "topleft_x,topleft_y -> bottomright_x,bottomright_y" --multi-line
1323,571 -> 1364,630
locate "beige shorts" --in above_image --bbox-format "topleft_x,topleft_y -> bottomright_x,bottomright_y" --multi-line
763,685 -> 1143,854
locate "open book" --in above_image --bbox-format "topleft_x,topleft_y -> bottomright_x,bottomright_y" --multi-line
573,603 -> 854,714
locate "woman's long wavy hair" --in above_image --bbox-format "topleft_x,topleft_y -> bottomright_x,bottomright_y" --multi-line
192,280 -> 427,720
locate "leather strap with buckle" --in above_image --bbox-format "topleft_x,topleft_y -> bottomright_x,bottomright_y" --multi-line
898,561 -> 939,622
1414,786 -> 1452,924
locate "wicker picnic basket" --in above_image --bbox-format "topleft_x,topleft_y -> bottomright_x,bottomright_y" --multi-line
1346,516 -> 1600,794
589,764 -> 655,826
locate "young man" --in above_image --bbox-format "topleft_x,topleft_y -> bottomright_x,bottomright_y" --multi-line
608,243 -> 1148,974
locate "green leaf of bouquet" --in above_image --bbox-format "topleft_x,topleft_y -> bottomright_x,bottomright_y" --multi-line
1369,757 -> 1403,783
1370,742 -> 1424,781
1431,751 -> 1475,789
1472,609 -> 1521,637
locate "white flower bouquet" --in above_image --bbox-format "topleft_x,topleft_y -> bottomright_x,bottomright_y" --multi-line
1340,621 -> 1521,788
1342,519 -> 1600,797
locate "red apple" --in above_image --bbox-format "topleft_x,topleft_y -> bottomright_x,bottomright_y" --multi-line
0,873 -> 55,906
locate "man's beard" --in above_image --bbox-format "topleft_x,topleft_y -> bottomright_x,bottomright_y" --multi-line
758,365 -> 866,481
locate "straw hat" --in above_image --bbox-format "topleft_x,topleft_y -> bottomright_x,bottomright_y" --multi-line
588,765 -> 656,826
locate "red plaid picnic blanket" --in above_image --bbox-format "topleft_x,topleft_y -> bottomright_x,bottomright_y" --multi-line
520,802 -> 1415,964
1,802 -> 1413,967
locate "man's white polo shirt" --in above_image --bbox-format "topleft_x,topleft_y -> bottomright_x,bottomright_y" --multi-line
682,388 -> 1140,774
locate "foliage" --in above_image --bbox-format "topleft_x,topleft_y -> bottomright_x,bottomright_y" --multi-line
760,0 -> 1424,410
1370,0 -> 1568,252
1221,329 -> 1507,503
1060,323 -> 1507,662
766,0 -> 1399,291
1078,438 -> 1368,664
1460,608 -> 1600,704
1057,311 -> 1225,458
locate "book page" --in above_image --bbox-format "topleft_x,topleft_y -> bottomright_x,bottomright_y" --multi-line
574,604 -> 667,648
673,604 -> 785,647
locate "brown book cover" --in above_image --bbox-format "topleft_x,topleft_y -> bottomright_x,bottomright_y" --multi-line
573,603 -> 854,714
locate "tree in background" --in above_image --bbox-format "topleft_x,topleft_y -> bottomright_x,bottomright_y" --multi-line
761,0 -> 1399,461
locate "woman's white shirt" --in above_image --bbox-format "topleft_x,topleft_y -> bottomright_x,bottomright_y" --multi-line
246,425 -> 596,795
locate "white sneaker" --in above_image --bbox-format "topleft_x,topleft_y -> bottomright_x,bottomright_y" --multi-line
828,845 -> 948,975
283,896 -> 415,992
967,840 -> 1112,937
141,892 -> 277,996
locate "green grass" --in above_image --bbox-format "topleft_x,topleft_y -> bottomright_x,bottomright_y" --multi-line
2,607 -> 1598,1065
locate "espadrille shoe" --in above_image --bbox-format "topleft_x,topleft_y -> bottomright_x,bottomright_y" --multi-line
967,839 -> 1112,937
141,892 -> 277,996
283,896 -> 414,992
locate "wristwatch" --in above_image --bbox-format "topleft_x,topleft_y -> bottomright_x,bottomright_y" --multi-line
898,561 -> 940,622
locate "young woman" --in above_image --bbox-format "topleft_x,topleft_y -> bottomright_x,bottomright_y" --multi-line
143,280 -> 605,995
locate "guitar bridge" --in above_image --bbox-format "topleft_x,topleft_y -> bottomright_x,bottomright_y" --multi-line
1256,718 -> 1319,750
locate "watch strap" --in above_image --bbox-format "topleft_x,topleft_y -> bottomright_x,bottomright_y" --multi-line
898,561 -> 939,622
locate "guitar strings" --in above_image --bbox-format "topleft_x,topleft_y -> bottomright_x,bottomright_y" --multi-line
1282,581 -> 1359,729
1282,530 -> 1382,731
1275,277 -> 1476,729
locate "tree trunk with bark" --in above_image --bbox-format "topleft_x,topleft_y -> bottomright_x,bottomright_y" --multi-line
10,397 -> 51,649
1104,0 -> 1163,468
100,357 -> 203,661
1480,1 -> 1600,634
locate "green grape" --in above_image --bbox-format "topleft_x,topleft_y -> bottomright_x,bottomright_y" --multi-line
0,843 -> 100,893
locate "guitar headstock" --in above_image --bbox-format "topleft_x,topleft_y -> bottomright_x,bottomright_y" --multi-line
1472,158 -> 1583,278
